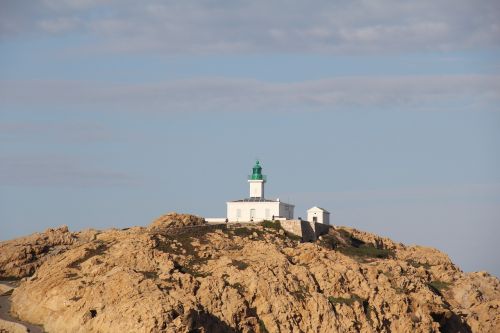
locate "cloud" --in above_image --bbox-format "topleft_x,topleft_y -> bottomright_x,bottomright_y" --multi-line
0,122 -> 112,143
1,0 -> 499,54
0,155 -> 137,187
42,0 -> 112,10
38,16 -> 81,33
1,75 -> 498,113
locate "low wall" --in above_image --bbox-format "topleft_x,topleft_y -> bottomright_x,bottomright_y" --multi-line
279,220 -> 331,241
205,218 -> 227,224
279,220 -> 303,238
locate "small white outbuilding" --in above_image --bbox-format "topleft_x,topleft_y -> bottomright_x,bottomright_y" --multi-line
307,206 -> 330,225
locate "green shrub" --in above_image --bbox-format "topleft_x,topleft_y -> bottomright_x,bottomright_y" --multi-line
337,229 -> 365,247
139,271 -> 159,279
328,294 -> 364,306
285,232 -> 302,242
338,245 -> 393,259
260,220 -> 282,231
408,259 -> 432,269
231,259 -> 249,270
428,280 -> 451,294
232,227 -> 254,238
319,234 -> 341,249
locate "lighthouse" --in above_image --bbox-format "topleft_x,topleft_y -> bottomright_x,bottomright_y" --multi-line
248,160 -> 266,198
226,160 -> 294,222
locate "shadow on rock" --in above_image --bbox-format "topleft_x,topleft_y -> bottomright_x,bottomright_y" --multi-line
184,308 -> 238,333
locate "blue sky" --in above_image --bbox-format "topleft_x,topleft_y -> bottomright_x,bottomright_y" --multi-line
1,0 -> 499,276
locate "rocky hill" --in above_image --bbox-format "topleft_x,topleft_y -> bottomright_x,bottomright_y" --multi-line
1,213 -> 499,332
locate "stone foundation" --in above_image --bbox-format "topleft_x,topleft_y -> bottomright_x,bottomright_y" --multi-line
279,220 -> 331,241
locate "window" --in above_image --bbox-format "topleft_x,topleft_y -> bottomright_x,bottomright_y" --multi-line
236,209 -> 241,218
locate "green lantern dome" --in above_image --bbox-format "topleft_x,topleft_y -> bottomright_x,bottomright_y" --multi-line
250,160 -> 264,180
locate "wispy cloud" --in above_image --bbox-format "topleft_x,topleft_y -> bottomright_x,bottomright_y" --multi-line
1,75 -> 498,113
0,155 -> 137,187
1,1 -> 499,54
0,121 -> 112,143
38,16 -> 81,33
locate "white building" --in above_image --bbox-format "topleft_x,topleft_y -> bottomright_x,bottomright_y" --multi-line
307,206 -> 330,225
227,161 -> 294,222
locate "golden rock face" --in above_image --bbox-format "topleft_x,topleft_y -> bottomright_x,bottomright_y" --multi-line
148,212 -> 206,231
1,214 -> 499,333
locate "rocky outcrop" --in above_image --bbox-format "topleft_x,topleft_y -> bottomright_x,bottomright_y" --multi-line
0,226 -> 78,279
448,271 -> 500,332
0,283 -> 13,296
148,212 -> 206,231
2,216 -> 499,332
0,226 -> 100,279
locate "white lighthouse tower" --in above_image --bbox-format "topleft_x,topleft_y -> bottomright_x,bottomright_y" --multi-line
226,160 -> 294,222
248,160 -> 265,198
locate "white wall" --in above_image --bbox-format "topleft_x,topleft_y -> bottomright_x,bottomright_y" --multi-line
205,218 -> 227,223
307,208 -> 330,225
227,201 -> 278,222
227,201 -> 295,222
248,180 -> 265,198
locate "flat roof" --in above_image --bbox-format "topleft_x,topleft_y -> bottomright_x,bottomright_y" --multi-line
228,198 -> 294,205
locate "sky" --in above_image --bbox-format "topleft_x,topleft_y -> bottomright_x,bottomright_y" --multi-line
1,0 -> 499,277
